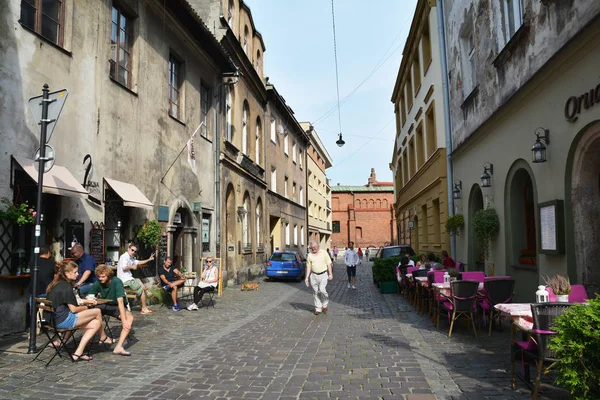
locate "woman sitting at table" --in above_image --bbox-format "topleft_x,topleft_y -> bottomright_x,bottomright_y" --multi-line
89,264 -> 134,356
186,257 -> 219,311
416,254 -> 427,269
46,260 -> 103,361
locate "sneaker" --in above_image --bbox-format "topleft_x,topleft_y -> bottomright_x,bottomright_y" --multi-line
187,303 -> 198,311
347,283 -> 351,289
352,285 -> 356,290
163,285 -> 171,291
172,304 -> 181,312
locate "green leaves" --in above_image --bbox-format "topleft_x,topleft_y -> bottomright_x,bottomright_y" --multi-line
472,208 -> 500,259
0,198 -> 36,226
549,297 -> 600,399
136,220 -> 162,247
372,256 -> 401,282
445,214 -> 464,236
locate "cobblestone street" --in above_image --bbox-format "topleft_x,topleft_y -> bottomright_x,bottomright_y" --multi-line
0,262 -> 566,400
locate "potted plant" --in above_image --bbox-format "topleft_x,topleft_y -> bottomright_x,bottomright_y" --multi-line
0,197 -> 36,225
519,248 -> 536,265
549,297 -> 600,399
472,208 -> 500,260
136,220 -> 162,248
447,267 -> 459,281
544,274 -> 572,302
445,214 -> 464,236
372,256 -> 401,293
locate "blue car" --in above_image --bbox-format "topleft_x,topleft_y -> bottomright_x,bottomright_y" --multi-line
266,250 -> 306,281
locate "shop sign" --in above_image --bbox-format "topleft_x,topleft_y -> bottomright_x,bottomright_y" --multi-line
564,83 -> 600,122
173,213 -> 182,224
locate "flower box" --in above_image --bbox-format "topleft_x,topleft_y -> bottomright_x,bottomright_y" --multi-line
379,281 -> 397,294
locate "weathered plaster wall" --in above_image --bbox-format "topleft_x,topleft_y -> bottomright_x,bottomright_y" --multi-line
444,0 -> 600,148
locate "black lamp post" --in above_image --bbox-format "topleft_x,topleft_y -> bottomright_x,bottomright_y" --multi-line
481,163 -> 493,188
532,128 -> 550,163
336,133 -> 345,147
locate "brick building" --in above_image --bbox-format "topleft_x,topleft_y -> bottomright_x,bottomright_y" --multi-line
330,169 -> 396,250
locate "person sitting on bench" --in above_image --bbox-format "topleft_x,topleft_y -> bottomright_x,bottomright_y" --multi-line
89,264 -> 134,356
159,257 -> 186,312
187,257 -> 219,311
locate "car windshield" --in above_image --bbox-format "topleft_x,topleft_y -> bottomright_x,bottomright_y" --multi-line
382,247 -> 403,258
270,253 -> 297,261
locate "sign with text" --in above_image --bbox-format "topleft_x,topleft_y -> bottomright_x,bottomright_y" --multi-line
89,227 -> 104,264
538,200 -> 565,255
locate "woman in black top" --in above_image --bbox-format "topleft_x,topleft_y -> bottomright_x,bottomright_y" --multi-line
46,260 -> 103,361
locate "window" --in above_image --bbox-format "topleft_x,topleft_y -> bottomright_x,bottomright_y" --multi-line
460,20 -> 476,96
406,74 -> 413,110
270,119 -> 276,143
201,213 -> 211,252
409,138 -> 416,177
292,142 -> 297,163
293,225 -> 298,246
402,151 -> 408,185
243,196 -> 250,248
425,103 -> 436,158
308,200 -> 312,216
255,117 -> 261,164
110,6 -> 133,88
242,102 -> 248,154
292,182 -> 296,202
20,0 -> 64,46
285,223 -> 290,246
421,203 -> 428,244
503,0 -> 523,44
168,54 -> 184,120
299,150 -> 303,169
301,226 -> 304,246
226,87 -> 233,142
413,56 -> 421,93
227,0 -> 234,28
422,19 -> 432,72
243,26 -> 249,54
284,176 -> 289,198
256,200 -> 262,247
400,93 -> 407,126
270,167 -> 277,192
256,50 -> 261,72
299,187 -> 303,206
416,123 -> 424,168
200,83 -> 210,137
284,133 -> 289,155
432,198 -> 441,244
332,221 -> 340,233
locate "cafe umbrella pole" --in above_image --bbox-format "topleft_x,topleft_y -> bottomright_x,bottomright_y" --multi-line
28,84 -> 51,354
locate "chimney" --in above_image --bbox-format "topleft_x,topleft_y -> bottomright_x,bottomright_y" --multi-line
367,168 -> 377,187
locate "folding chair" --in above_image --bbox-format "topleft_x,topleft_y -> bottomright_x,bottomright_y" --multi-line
32,299 -> 79,367
201,265 -> 222,308
178,272 -> 197,305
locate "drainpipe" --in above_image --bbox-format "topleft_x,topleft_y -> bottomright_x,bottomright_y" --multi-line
215,81 -> 222,259
436,0 -> 456,258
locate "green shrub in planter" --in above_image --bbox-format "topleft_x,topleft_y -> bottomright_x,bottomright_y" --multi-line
549,296 -> 600,399
372,256 -> 401,283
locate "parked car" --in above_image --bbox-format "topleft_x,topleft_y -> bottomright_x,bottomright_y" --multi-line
265,250 -> 306,281
370,245 -> 415,261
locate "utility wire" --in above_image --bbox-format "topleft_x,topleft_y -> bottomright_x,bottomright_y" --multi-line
331,0 -> 343,139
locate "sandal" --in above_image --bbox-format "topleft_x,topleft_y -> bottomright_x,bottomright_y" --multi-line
113,348 -> 131,356
99,337 -> 115,345
72,353 -> 93,362
140,308 -> 154,315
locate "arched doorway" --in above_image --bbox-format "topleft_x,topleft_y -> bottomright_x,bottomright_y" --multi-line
171,206 -> 194,272
225,184 -> 236,283
568,120 -> 600,295
468,184 -> 484,271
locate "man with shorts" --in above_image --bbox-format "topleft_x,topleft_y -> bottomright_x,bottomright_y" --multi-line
344,241 -> 360,289
305,241 -> 333,315
89,264 -> 134,356
116,244 -> 155,315
159,257 -> 186,311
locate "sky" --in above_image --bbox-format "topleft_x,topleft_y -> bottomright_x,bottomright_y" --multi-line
248,0 -> 418,186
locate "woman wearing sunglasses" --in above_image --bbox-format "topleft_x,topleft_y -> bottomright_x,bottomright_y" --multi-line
186,258 -> 219,311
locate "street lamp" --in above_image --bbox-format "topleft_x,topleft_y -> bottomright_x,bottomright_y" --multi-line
336,133 -> 345,147
481,163 -> 493,188
453,180 -> 462,200
532,127 -> 550,163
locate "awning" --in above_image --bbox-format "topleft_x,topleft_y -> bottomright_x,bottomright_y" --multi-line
12,155 -> 89,198
103,178 -> 153,209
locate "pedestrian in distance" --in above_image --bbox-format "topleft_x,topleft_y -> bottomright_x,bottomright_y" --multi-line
365,248 -> 370,260
333,246 -> 338,262
305,241 -> 333,315
344,241 -> 360,289
357,247 -> 363,259
116,244 -> 155,315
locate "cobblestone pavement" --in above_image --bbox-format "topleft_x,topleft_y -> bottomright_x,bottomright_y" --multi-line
0,262 -> 568,400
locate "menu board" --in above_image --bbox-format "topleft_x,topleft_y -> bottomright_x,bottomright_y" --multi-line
538,200 -> 565,255
89,228 -> 104,264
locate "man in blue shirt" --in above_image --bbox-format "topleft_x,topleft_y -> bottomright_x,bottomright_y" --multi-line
71,244 -> 97,296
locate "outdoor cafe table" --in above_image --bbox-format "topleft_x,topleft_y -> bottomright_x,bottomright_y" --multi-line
494,303 -> 534,343
431,282 -> 485,328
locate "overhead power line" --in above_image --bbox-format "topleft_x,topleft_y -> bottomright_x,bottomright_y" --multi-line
330,0 -> 343,142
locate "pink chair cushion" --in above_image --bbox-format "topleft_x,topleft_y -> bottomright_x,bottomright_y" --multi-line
433,271 -> 446,283
407,266 -> 419,275
516,339 -> 537,352
569,285 -> 588,303
462,271 -> 485,283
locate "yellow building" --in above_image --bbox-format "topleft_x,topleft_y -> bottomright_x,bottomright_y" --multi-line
390,0 -> 450,257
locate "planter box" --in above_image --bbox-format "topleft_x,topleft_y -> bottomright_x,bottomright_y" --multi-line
379,281 -> 397,294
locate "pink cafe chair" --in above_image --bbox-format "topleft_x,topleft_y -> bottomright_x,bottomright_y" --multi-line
439,280 -> 480,337
480,279 -> 515,336
569,284 -> 588,303
461,271 -> 485,283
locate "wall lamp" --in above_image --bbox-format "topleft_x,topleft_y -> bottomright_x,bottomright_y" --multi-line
532,127 -> 550,163
237,206 -> 247,222
453,180 -> 462,200
481,163 -> 493,188
336,133 -> 345,147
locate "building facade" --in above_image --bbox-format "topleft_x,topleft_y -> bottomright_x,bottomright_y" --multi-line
0,0 -> 235,334
266,85 -> 309,255
390,0 -> 450,258
302,123 -> 333,250
443,0 -> 600,300
331,169 -> 396,250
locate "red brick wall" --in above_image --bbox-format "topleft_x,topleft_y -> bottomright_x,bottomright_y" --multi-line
330,191 -> 396,250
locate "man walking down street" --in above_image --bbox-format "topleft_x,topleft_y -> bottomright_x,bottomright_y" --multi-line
305,241 -> 333,315
344,241 -> 360,290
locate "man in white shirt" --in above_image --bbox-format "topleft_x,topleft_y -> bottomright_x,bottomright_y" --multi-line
344,241 -> 360,289
117,244 -> 155,315
305,241 -> 333,315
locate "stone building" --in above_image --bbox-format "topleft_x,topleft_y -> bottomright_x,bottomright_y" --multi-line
443,0 -> 600,300
0,0 -> 236,335
390,0 -> 450,259
331,169 -> 396,250
266,85 -> 309,255
302,123 -> 333,251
